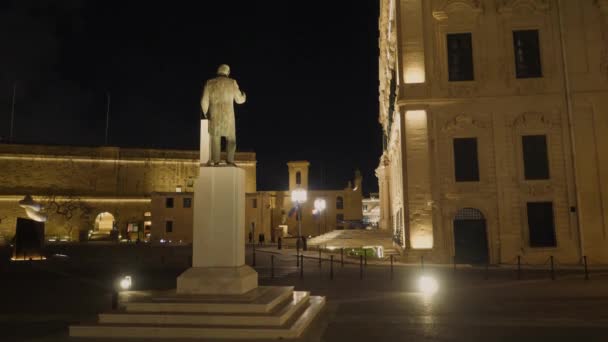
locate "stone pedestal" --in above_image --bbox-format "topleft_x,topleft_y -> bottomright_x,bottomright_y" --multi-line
177,166 -> 258,295
177,265 -> 257,296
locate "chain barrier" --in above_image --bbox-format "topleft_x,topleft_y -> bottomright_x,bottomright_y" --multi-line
250,246 -> 599,283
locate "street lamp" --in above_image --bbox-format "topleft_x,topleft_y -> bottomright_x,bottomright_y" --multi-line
291,188 -> 307,255
314,198 -> 326,237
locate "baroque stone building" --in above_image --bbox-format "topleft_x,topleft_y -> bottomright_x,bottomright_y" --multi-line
376,0 -> 608,264
0,143 -> 256,241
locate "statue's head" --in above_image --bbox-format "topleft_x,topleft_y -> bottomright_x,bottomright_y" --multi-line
217,64 -> 231,76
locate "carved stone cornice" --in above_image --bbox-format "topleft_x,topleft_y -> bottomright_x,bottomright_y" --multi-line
433,0 -> 484,21
496,0 -> 550,14
512,112 -> 558,129
520,182 -> 553,196
441,114 -> 488,132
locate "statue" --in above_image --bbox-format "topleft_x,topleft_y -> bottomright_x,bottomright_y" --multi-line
201,64 -> 246,166
18,195 -> 47,222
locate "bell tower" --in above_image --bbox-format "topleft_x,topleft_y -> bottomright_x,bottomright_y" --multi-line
287,161 -> 310,191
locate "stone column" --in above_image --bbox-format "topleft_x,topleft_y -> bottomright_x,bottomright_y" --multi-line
375,157 -> 391,231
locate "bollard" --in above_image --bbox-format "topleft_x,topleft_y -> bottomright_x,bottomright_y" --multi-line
364,250 -> 367,267
341,248 -> 344,267
584,256 -> 589,281
111,290 -> 119,310
300,255 -> 304,279
296,249 -> 299,267
278,237 -> 282,250
330,255 -> 334,280
271,255 -> 275,279
319,249 -> 322,267
359,255 -> 363,280
517,255 -> 521,280
390,255 -> 394,280
550,256 -> 555,280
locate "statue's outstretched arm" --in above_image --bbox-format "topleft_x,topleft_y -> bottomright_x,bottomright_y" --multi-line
234,81 -> 246,104
201,83 -> 210,115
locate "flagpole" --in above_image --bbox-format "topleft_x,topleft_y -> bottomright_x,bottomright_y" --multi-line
104,92 -> 111,145
9,82 -> 16,143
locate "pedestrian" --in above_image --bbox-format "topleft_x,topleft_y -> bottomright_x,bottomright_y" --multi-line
260,233 -> 265,246
258,233 -> 263,246
302,235 -> 308,251
248,231 -> 253,244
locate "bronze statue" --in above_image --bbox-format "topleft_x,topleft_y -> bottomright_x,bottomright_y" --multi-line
201,64 -> 246,166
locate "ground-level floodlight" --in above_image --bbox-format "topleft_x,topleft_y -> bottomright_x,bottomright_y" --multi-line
119,275 -> 132,290
418,275 -> 439,295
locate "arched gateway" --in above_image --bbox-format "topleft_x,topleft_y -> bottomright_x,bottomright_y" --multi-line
453,208 -> 489,264
94,212 -> 115,233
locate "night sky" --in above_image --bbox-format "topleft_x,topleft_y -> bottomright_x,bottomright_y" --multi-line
0,1 -> 382,194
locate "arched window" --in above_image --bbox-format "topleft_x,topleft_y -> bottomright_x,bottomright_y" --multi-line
336,196 -> 344,210
295,171 -> 302,185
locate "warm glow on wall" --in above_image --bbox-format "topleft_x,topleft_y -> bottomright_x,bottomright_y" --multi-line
410,232 -> 433,249
0,155 -> 256,166
0,196 -> 150,203
404,65 -> 426,84
405,110 -> 427,126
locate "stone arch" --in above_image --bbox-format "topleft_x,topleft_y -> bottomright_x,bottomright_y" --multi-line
94,212 -> 115,233
453,207 -> 489,264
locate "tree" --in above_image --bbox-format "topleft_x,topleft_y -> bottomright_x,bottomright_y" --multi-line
41,194 -> 94,239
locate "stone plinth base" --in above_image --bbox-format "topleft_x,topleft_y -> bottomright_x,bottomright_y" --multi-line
69,286 -> 325,339
177,265 -> 258,295
193,166 -> 245,268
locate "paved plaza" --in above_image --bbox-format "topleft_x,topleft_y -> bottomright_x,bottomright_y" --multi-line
1,245 -> 608,341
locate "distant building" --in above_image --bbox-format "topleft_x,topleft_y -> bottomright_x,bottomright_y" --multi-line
246,161 -> 364,242
0,143 -> 256,241
151,161 -> 364,244
151,192 -> 193,244
362,193 -> 380,229
376,0 -> 608,264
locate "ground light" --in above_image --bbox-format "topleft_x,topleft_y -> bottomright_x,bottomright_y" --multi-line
418,275 -> 439,295
119,276 -> 132,290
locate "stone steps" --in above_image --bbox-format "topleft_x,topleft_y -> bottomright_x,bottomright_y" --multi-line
70,295 -> 325,339
124,286 -> 293,314
99,291 -> 310,327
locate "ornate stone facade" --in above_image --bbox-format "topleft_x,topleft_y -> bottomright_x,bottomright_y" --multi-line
377,0 -> 608,264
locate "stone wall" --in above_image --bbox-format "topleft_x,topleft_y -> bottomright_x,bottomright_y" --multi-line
0,144 -> 256,240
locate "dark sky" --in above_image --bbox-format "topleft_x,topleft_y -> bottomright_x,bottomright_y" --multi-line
0,0 -> 382,194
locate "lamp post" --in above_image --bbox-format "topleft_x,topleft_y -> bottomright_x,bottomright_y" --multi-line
291,188 -> 307,256
314,198 -> 326,237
